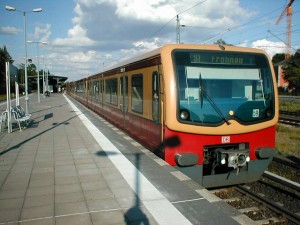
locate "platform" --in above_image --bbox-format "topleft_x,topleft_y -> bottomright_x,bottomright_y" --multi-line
0,93 -> 252,225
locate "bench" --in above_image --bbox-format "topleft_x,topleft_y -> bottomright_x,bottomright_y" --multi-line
11,106 -> 32,131
13,105 -> 31,117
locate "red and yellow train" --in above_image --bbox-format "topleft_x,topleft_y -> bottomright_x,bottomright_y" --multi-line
66,44 -> 278,188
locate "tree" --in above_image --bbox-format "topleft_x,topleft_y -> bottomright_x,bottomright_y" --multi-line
0,46 -> 14,94
283,50 -> 300,95
27,62 -> 37,77
272,53 -> 285,64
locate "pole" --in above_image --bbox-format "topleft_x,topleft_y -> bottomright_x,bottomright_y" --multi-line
43,62 -> 45,96
6,62 -> 12,133
36,42 -> 40,103
15,81 -> 19,106
28,41 -> 47,100
176,15 -> 180,44
5,5 -> 43,112
23,12 -> 29,115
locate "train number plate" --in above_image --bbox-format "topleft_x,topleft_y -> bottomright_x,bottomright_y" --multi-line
221,136 -> 230,143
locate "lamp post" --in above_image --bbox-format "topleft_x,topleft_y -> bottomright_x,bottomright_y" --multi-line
27,41 -> 47,103
5,5 -> 43,115
176,15 -> 180,44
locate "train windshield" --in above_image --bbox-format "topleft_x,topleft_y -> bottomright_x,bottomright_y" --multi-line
173,50 -> 275,126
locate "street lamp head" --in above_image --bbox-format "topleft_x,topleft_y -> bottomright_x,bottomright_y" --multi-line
27,40 -> 48,44
5,5 -> 42,13
5,5 -> 16,11
33,8 -> 42,12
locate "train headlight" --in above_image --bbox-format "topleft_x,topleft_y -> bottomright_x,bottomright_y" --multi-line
221,158 -> 226,165
180,110 -> 190,120
220,153 -> 226,165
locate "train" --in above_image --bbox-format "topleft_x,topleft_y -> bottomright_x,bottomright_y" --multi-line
66,44 -> 279,188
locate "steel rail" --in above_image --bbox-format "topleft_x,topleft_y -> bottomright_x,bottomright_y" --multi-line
279,110 -> 300,117
263,171 -> 300,192
279,114 -> 300,126
272,156 -> 300,169
235,185 -> 300,225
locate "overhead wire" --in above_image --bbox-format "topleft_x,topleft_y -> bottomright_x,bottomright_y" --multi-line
224,6 -> 300,47
148,0 -> 208,39
146,0 -> 299,52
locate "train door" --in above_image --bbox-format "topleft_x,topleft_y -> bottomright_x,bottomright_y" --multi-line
120,75 -> 129,127
150,68 -> 164,151
85,79 -> 88,103
152,71 -> 160,123
89,79 -> 93,105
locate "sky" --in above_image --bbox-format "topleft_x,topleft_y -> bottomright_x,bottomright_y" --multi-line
0,0 -> 299,81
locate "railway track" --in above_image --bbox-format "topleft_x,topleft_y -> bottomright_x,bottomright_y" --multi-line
273,155 -> 300,170
235,181 -> 300,225
279,110 -> 300,126
212,171 -> 300,224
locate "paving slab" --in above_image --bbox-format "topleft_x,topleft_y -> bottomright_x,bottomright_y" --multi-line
0,94 -> 245,225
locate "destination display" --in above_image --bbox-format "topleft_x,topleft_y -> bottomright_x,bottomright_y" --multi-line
190,52 -> 256,66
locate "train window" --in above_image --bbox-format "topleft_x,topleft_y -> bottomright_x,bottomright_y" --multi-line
174,50 -> 275,125
131,74 -> 143,114
76,82 -> 85,97
152,71 -> 160,122
93,80 -> 99,100
105,78 -> 118,106
120,76 -> 128,113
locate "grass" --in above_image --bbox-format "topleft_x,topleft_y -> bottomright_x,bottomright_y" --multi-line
276,101 -> 300,157
279,101 -> 300,112
0,94 -> 6,102
276,124 -> 300,157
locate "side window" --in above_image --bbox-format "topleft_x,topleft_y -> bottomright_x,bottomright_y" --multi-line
152,71 -> 160,122
105,78 -> 118,105
93,80 -> 99,99
131,74 -> 143,114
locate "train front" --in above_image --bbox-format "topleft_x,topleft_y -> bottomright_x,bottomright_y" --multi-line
162,45 -> 279,188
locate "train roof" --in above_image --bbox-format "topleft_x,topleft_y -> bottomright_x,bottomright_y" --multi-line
85,44 -> 269,81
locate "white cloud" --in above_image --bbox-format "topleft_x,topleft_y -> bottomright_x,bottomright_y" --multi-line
52,24 -> 96,47
32,24 -> 52,42
115,0 -> 176,22
252,39 -> 285,58
0,26 -> 21,35
43,0 -> 260,81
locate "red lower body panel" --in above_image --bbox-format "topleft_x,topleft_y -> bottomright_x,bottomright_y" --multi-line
164,126 -> 276,166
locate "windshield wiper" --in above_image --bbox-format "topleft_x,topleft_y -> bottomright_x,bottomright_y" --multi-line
258,69 -> 266,108
199,73 -> 204,108
199,73 -> 231,125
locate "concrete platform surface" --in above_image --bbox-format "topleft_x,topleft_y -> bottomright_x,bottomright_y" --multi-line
0,94 -> 250,225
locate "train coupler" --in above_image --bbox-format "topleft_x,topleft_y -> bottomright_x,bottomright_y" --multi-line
217,149 -> 250,170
